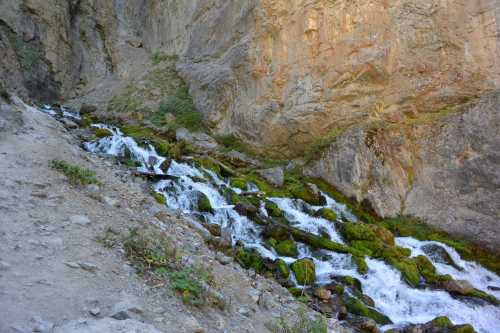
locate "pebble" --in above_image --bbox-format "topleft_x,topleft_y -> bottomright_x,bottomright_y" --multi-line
79,262 -> 98,272
215,252 -> 232,265
0,260 -> 11,271
89,307 -> 101,316
237,307 -> 251,317
69,215 -> 91,226
103,196 -> 120,207
65,262 -> 80,269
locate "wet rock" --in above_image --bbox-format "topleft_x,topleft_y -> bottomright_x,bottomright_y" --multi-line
306,183 -> 327,205
313,208 -> 338,222
263,224 -> 290,241
53,318 -> 160,333
273,239 -> 298,257
196,192 -> 213,214
61,118 -> 78,129
89,308 -> 101,316
69,215 -> 91,226
234,203 -> 258,217
344,297 -> 391,325
257,167 -> 284,187
207,223 -> 221,237
421,244 -> 461,270
443,279 -> 474,295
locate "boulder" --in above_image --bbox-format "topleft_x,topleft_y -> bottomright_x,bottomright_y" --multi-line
257,167 -> 284,188
273,239 -> 298,257
443,279 -> 474,295
290,258 -> 316,285
79,104 -> 97,115
176,128 -> 218,151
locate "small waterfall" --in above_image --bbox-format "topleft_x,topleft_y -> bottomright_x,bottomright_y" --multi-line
36,105 -> 499,333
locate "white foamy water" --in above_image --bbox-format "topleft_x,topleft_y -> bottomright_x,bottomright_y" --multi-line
76,119 -> 500,333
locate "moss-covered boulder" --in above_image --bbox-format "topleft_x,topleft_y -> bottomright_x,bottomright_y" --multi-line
314,208 -> 337,222
290,227 -> 363,256
263,223 -> 291,241
93,128 -> 113,138
274,259 -> 290,280
415,255 -> 439,283
197,193 -> 213,213
450,324 -> 477,333
385,257 -> 421,287
291,258 -> 316,285
351,240 -> 385,257
231,177 -> 247,190
234,246 -> 264,273
341,223 -> 377,242
353,256 -> 369,275
265,200 -> 284,218
274,239 -> 299,257
430,316 -> 453,328
344,296 -> 392,325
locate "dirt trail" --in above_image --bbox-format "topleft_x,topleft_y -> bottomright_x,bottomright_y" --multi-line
0,98 -> 340,333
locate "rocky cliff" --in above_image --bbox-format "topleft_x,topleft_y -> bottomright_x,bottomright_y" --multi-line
1,0 -> 499,250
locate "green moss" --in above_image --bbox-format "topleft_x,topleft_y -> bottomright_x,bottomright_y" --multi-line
157,85 -> 204,132
344,297 -> 392,325
385,257 -> 421,287
93,128 -> 113,138
50,160 -> 98,185
449,324 -> 477,333
290,227 -> 361,255
334,284 -> 344,295
197,193 -> 213,213
234,246 -> 265,273
467,289 -> 499,305
314,208 -> 337,222
274,239 -> 299,257
353,256 -> 368,275
288,287 -> 304,297
430,316 -> 453,328
195,157 -> 222,176
381,216 -> 500,275
291,258 -> 316,285
415,255 -> 439,283
265,200 -> 285,218
350,240 -> 384,257
275,259 -> 290,279
231,178 -> 247,190
341,223 -> 377,242
152,191 -> 166,205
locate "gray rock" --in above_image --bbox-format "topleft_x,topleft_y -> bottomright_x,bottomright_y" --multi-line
52,318 -> 160,333
61,118 -> 78,129
69,215 -> 91,226
175,128 -> 218,152
110,299 -> 144,321
103,196 -> 119,207
256,167 -> 284,188
215,252 -> 232,265
0,260 -> 11,271
78,262 -> 98,272
65,262 -> 80,269
89,308 -> 100,317
31,316 -> 53,332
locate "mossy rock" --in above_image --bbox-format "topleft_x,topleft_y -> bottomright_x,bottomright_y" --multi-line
344,296 -> 392,325
449,324 -> 477,333
385,257 -> 421,287
288,183 -> 322,205
381,245 -> 411,260
466,288 -> 499,305
263,224 -> 291,241
290,227 -> 362,256
341,223 -> 377,242
274,259 -> 290,280
314,208 -> 337,222
351,240 -> 385,257
430,316 -> 453,328
265,200 -> 284,218
197,193 -> 213,213
353,256 -> 369,275
415,255 -> 439,283
231,177 -> 247,190
274,239 -> 299,257
194,157 -> 221,176
340,276 -> 363,293
291,258 -> 316,285
152,192 -> 166,205
371,225 -> 395,246
234,246 -> 264,273
93,128 -> 113,138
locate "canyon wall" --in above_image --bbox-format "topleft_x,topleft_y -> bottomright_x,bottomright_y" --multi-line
1,0 -> 499,249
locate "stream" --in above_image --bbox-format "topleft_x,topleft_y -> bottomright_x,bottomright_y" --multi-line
41,106 -> 500,333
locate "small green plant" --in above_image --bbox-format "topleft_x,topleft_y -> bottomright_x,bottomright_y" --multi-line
157,86 -> 203,131
123,227 -> 214,306
151,52 -> 178,65
270,308 -> 327,333
50,160 -> 98,185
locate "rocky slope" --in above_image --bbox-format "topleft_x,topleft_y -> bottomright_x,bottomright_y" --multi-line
0,96 -> 339,332
0,0 -> 499,248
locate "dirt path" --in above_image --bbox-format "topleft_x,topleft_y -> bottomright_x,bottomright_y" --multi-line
0,98 -> 343,333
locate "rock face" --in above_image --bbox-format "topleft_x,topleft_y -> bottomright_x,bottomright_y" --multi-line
1,1 -> 499,248
305,92 -> 500,251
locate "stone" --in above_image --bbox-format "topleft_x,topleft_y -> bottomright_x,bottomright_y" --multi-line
103,196 -> 119,207
89,308 -> 100,316
215,252 -> 232,265
79,104 -> 97,115
31,316 -> 54,332
78,262 -> 98,272
443,280 -> 474,295
256,167 -> 284,188
52,318 -> 160,333
175,128 -> 218,152
0,260 -> 11,271
290,258 -> 316,285
110,299 -> 144,321
65,262 -> 80,269
61,118 -> 78,129
314,287 -> 332,301
69,215 -> 91,226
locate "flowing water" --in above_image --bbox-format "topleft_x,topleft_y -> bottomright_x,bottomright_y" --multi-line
39,106 -> 500,332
